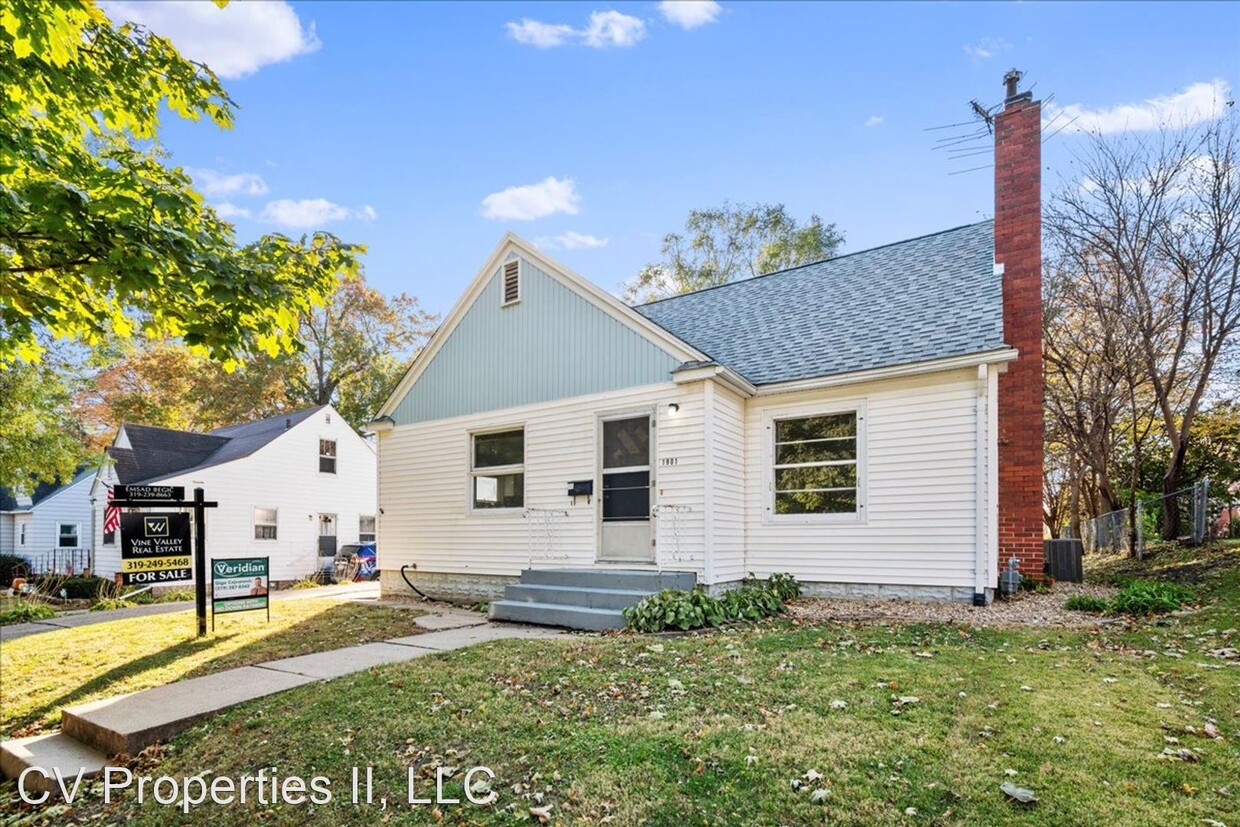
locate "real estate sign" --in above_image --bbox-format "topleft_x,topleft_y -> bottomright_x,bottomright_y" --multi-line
114,484 -> 186,502
119,512 -> 192,585
211,557 -> 270,617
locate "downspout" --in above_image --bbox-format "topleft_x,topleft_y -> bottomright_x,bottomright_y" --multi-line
974,363 -> 990,605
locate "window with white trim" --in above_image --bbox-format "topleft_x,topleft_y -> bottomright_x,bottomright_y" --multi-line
18,522 -> 27,547
359,515 -> 376,543
319,439 -> 337,474
254,507 -> 279,540
500,260 -> 521,306
57,523 -> 80,548
772,411 -> 860,515
471,428 -> 524,509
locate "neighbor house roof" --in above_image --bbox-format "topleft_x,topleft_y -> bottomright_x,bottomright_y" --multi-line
107,407 -> 323,485
634,221 -> 1004,386
0,466 -> 96,513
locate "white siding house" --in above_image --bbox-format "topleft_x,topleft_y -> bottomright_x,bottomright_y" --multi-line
0,468 -> 96,575
369,229 -> 1016,608
90,405 -> 377,585
371,83 -> 1045,621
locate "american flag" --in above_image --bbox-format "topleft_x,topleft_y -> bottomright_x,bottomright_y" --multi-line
103,485 -> 120,535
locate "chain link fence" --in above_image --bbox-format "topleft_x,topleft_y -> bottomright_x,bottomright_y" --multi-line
1073,479 -> 1211,557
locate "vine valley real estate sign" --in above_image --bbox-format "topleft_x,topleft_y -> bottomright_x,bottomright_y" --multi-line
119,512 -> 192,585
212,557 -> 270,617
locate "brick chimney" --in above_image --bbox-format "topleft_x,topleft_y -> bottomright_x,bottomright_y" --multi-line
994,69 -> 1044,578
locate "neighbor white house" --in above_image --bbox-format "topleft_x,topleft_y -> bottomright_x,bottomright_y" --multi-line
0,467 -> 96,575
90,405 -> 377,585
368,79 -> 1045,622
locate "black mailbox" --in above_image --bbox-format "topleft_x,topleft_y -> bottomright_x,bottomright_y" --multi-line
568,480 -> 594,499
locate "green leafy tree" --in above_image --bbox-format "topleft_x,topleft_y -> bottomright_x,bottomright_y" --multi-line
624,202 -> 844,303
1,1 -> 361,366
0,346 -> 88,488
282,278 -> 438,430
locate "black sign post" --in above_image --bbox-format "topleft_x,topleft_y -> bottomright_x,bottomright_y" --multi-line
112,486 -> 217,637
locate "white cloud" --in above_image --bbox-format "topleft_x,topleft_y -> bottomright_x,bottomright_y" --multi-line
536,231 -> 610,250
259,199 -> 375,229
963,37 -> 1011,60
1043,79 -> 1232,135
506,19 -> 576,48
864,115 -> 884,128
213,202 -> 251,220
100,1 -> 320,79
658,1 -> 722,29
189,168 -> 269,197
582,11 -> 646,47
481,177 -> 581,221
505,9 -> 645,49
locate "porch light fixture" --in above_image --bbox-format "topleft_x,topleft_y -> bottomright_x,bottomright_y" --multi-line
667,403 -> 680,415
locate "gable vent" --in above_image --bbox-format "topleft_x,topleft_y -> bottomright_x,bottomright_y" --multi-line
501,260 -> 521,306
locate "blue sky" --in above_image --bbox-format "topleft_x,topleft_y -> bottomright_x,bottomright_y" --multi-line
101,1 -> 1239,317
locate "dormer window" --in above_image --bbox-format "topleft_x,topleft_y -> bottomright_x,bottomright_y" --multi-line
501,260 -> 521,306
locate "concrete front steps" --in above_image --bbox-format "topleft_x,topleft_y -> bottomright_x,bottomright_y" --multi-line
489,568 -> 697,631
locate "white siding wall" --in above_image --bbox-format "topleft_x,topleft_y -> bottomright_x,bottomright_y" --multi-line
0,514 -> 15,555
709,384 -> 747,583
742,368 -> 980,589
93,408 -> 377,584
27,477 -> 94,560
378,382 -> 707,578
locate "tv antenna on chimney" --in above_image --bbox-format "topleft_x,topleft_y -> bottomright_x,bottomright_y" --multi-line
925,70 -> 1056,175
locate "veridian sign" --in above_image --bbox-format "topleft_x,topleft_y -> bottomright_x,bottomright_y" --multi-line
211,557 -> 270,617
114,484 -> 186,502
119,512 -> 191,585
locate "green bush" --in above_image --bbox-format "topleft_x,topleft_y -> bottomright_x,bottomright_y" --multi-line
0,600 -> 55,625
56,575 -> 109,600
623,574 -> 799,633
1064,595 -> 1111,614
1109,580 -> 1194,616
0,553 -> 29,587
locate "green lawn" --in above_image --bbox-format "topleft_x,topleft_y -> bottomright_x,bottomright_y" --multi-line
8,545 -> 1240,826
0,598 -> 425,737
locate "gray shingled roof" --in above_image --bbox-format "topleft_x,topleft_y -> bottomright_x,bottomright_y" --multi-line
635,221 -> 1005,386
0,466 -> 96,512
108,407 -> 323,484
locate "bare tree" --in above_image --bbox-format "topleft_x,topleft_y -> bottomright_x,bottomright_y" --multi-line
1048,114 -> 1240,539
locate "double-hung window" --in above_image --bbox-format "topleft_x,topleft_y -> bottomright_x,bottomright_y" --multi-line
319,439 -> 337,474
58,523 -> 80,548
771,410 -> 862,517
359,515 -> 376,543
471,429 -> 524,510
254,508 -> 279,540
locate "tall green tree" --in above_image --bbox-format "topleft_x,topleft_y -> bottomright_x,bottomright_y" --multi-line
0,344 -> 87,488
1,1 -> 361,366
282,278 -> 438,429
623,202 -> 844,303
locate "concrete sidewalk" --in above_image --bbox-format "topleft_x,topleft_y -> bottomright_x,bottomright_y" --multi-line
1,582 -> 382,642
1,607 -> 565,792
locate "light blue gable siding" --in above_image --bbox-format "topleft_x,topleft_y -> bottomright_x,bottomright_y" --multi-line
391,254 -> 683,424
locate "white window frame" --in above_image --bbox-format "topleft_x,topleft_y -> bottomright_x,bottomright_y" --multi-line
57,522 -> 81,548
254,507 -> 279,541
359,515 -> 376,543
500,259 -> 522,308
18,520 -> 27,547
468,425 -> 525,514
319,438 -> 337,474
763,399 -> 867,525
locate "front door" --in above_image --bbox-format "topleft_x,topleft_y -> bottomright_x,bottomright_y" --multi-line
599,414 -> 654,562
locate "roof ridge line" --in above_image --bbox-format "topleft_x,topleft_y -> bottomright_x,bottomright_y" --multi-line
636,220 -> 993,308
